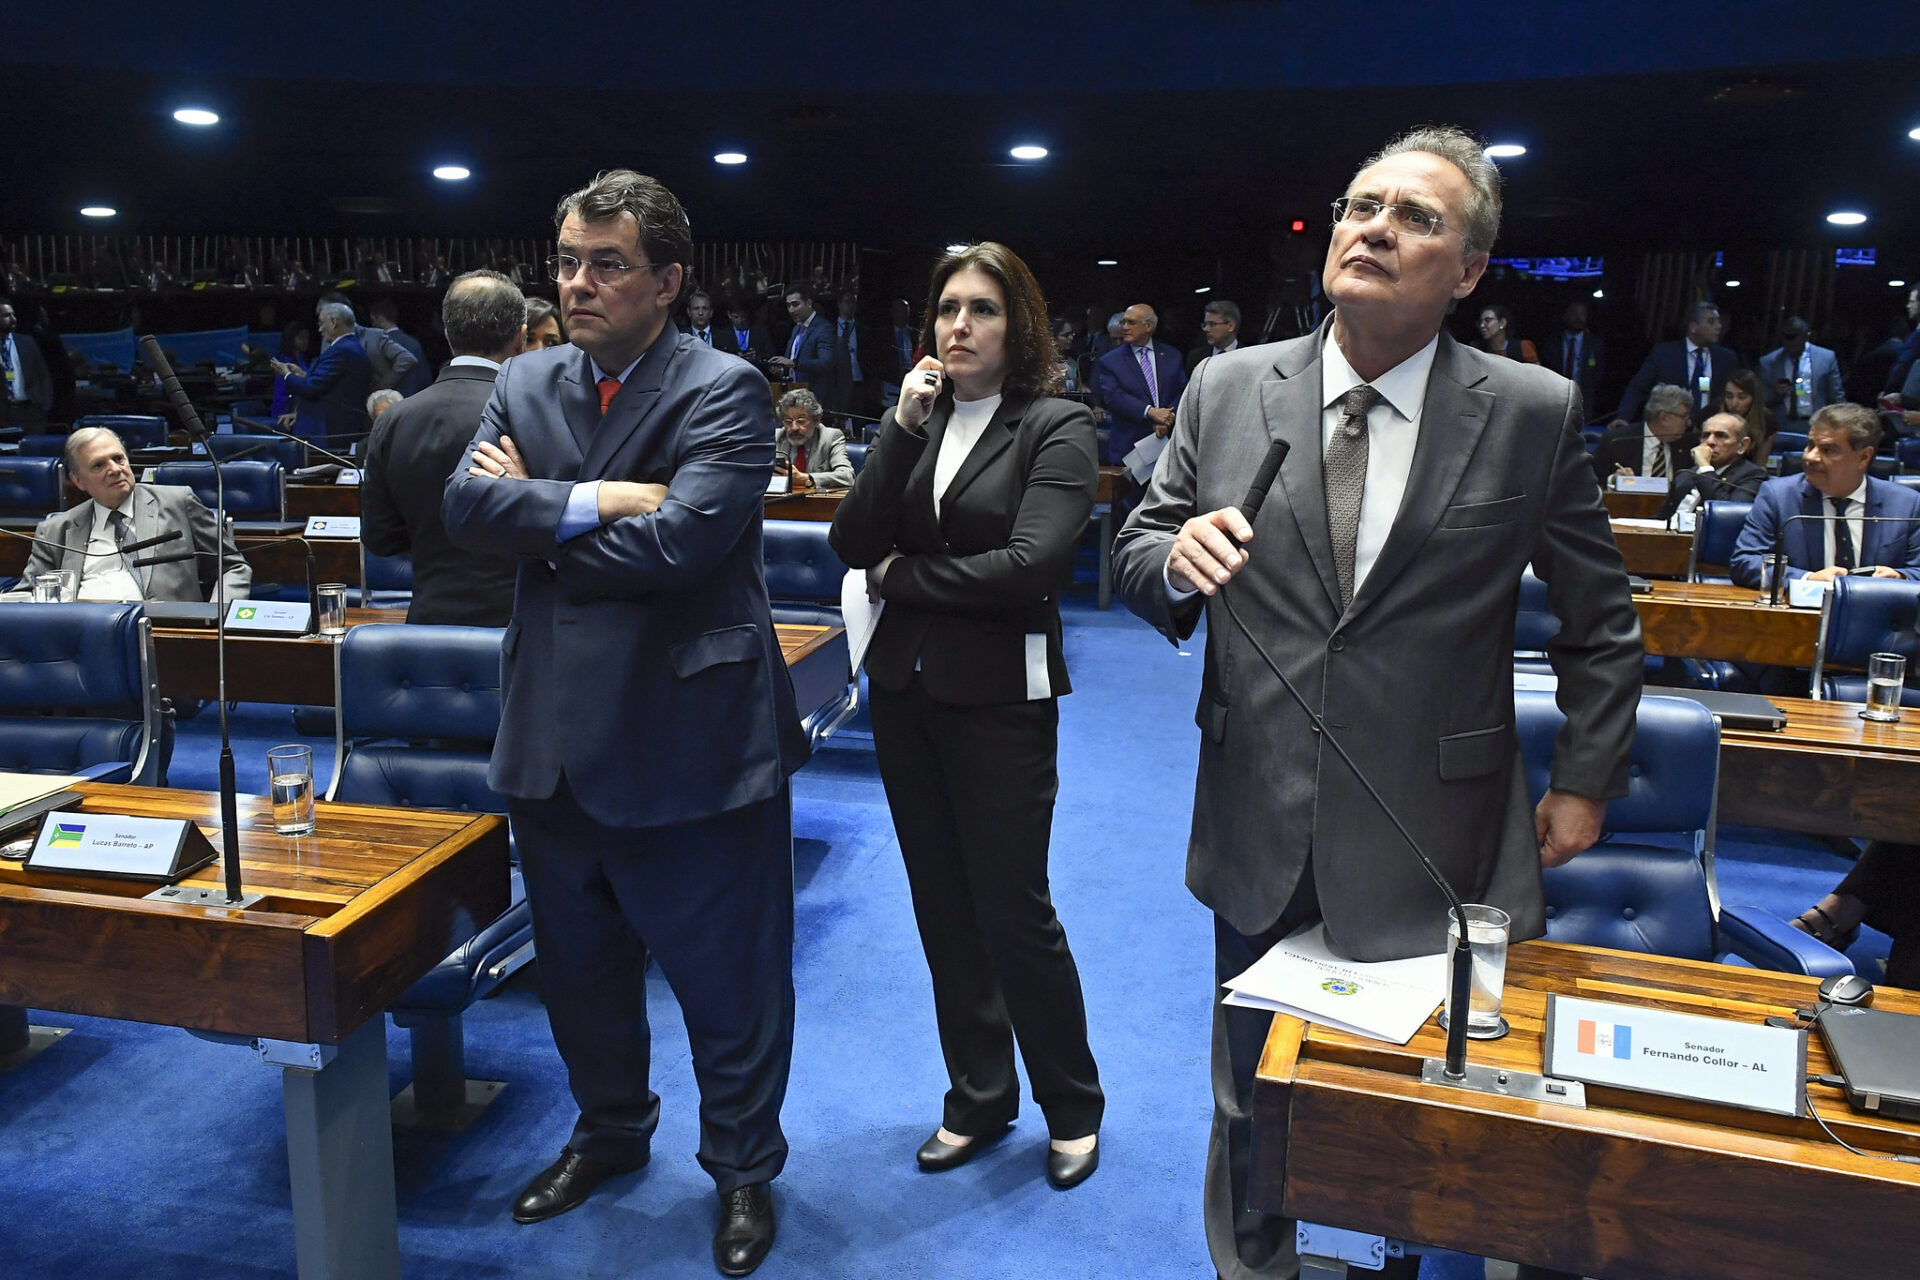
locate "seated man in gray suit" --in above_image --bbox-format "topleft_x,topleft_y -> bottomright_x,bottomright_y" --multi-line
1114,125 -> 1641,1280
770,388 -> 853,491
18,426 -> 250,602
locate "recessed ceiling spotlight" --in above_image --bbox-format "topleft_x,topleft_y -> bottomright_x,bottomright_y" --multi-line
1194,285 -> 1211,294
713,152 -> 748,165
1009,145 -> 1048,161
80,205 -> 117,218
1893,279 -> 1909,288
944,243 -> 970,254
1591,288 -> 1604,299
172,108 -> 219,127
1909,127 -> 1920,141
1096,259 -> 1118,267
432,165 -> 471,181
1724,279 -> 1741,288
1826,210 -> 1867,226
1483,143 -> 1526,159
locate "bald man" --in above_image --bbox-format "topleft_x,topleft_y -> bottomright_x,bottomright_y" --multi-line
1095,303 -> 1188,466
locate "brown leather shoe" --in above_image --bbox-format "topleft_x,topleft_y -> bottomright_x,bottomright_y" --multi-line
511,1147 -> 648,1223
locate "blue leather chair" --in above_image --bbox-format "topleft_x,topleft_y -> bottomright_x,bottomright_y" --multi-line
1810,575 -> 1920,707
0,603 -> 168,785
208,433 -> 306,470
1898,438 -> 1920,472
1687,500 -> 1751,584
844,440 -> 869,475
1513,570 -> 1555,676
763,519 -> 858,746
1514,689 -> 1850,976
0,456 -> 66,518
361,550 -> 413,611
325,622 -> 530,1128
1772,431 -> 1810,458
75,414 -> 167,450
150,460 -> 288,529
1893,475 -> 1920,491
17,434 -> 69,457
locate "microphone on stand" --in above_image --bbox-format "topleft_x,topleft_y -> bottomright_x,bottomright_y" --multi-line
230,414 -> 364,471
1213,437 -> 1486,1086
1765,512 -> 1920,607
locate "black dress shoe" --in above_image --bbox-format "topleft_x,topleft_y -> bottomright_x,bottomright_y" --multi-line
914,1123 -> 1010,1172
1045,1135 -> 1099,1190
512,1147 -> 648,1223
713,1183 -> 775,1276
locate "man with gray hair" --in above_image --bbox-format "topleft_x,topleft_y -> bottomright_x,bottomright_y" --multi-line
273,300 -> 372,440
1591,382 -> 1691,484
366,388 -> 403,420
362,270 -> 527,626
771,387 -> 853,491
1114,124 -> 1640,1280
17,425 -> 249,602
318,291 -> 420,393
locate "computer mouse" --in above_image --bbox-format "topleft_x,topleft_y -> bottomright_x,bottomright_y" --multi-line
1819,974 -> 1875,1007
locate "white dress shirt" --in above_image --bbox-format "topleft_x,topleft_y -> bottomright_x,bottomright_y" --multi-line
1640,427 -> 1676,477
1319,328 -> 1437,596
448,354 -> 503,372
932,394 -> 1001,519
1823,478 -> 1869,571
77,499 -> 145,601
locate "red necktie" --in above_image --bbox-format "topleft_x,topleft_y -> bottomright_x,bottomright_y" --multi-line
794,446 -> 807,474
598,377 -> 620,416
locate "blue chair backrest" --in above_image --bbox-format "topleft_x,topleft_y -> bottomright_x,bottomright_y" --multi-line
764,519 -> 849,604
844,441 -> 869,475
0,456 -> 66,514
1514,569 -> 1557,652
1691,500 -> 1752,580
75,414 -> 167,449
1772,432 -> 1809,457
1894,475 -> 1920,491
209,434 -> 306,469
364,551 -> 414,591
1514,690 -> 1717,837
0,603 -> 155,780
18,434 -> 69,457
1899,437 -> 1920,472
332,624 -> 506,815
1812,576 -> 1920,705
151,460 -> 285,519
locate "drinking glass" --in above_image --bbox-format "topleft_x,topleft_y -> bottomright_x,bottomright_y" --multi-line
316,583 -> 348,636
1447,904 -> 1512,1038
1862,652 -> 1907,723
267,744 -> 316,835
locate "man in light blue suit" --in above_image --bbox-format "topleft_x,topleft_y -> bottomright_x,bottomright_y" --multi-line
1756,317 -> 1847,434
443,169 -> 807,1277
1095,303 -> 1189,464
1731,403 -> 1920,588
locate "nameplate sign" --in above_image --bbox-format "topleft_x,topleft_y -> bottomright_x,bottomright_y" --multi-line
27,810 -> 216,882
227,599 -> 312,634
1787,577 -> 1833,609
1544,994 -> 1805,1116
334,469 -> 361,485
304,516 -> 360,539
766,473 -> 791,496
1613,475 -> 1670,494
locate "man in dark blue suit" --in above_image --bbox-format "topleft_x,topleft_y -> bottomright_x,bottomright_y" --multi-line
1612,300 -> 1737,426
1095,303 -> 1188,465
767,283 -> 835,390
443,170 -> 807,1277
1731,403 -> 1920,588
274,300 -> 371,441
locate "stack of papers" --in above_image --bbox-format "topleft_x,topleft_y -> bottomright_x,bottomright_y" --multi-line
0,772 -> 82,817
1222,923 -> 1448,1045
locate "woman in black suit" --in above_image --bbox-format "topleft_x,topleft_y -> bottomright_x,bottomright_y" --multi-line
829,243 -> 1103,1189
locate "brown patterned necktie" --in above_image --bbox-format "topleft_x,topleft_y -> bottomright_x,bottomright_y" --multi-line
1325,384 -> 1380,609
1649,438 -> 1669,478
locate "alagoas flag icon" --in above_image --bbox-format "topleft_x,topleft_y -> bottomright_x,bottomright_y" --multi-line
1577,1019 -> 1633,1060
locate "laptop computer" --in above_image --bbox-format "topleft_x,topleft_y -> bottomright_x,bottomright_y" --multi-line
1645,688 -> 1789,732
1816,1006 -> 1920,1122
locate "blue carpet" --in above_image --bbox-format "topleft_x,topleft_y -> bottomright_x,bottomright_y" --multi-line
0,595 -> 1876,1278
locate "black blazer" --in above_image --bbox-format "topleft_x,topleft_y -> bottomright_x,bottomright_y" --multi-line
361,363 -> 519,626
830,393 -> 1098,706
1656,456 -> 1768,520
1591,423 -> 1690,486
715,323 -> 772,363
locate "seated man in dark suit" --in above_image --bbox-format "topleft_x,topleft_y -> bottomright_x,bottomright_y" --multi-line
1730,403 -> 1920,588
1657,411 -> 1769,521
16,426 -> 249,602
362,270 -> 527,626
771,388 -> 853,491
1613,300 -> 1738,425
1591,383 -> 1692,486
274,301 -> 372,442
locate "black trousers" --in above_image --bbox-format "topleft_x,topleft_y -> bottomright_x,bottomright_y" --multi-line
510,775 -> 795,1195
869,675 -> 1104,1140
1838,841 -> 1920,988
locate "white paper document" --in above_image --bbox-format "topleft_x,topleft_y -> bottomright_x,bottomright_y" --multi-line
1608,517 -> 1670,530
839,569 -> 883,672
1221,923 -> 1448,1045
1122,432 -> 1167,483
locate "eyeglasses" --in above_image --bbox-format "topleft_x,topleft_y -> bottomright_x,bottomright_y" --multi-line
546,255 -> 668,287
1331,197 -> 1448,238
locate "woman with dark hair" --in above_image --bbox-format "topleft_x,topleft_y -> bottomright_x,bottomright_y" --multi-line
524,296 -> 567,351
1476,304 -> 1538,362
829,242 -> 1104,1189
1721,368 -> 1778,464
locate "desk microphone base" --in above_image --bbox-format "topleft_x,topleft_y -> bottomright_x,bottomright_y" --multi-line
1421,1059 -> 1588,1108
143,885 -> 267,912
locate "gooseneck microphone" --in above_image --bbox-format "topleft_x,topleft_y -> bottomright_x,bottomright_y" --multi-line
0,524 -> 184,561
1765,512 -> 1920,607
138,334 -> 211,442
1214,436 -> 1479,1081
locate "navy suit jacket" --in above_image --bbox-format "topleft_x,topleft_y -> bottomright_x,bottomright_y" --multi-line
1616,340 -> 1738,422
282,332 -> 372,440
1095,340 -> 1188,463
1730,474 -> 1920,588
782,314 -> 836,386
442,326 -> 809,829
1543,329 -> 1604,416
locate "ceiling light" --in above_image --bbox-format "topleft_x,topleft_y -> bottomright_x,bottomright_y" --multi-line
1909,127 -> 1920,141
1096,259 -> 1117,267
1483,143 -> 1527,159
713,151 -> 748,165
945,243 -> 969,254
1826,210 -> 1867,226
80,206 -> 116,218
1009,145 -> 1048,161
172,108 -> 219,127
1591,289 -> 1604,299
1893,279 -> 1909,288
432,165 -> 471,181
1194,285 -> 1211,294
1724,279 -> 1741,288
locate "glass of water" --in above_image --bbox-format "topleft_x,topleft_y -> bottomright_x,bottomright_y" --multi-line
31,571 -> 66,602
1447,904 -> 1512,1038
1862,652 -> 1907,723
316,582 -> 348,636
267,743 -> 316,835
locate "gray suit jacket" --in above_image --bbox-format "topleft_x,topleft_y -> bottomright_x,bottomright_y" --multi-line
24,484 -> 251,602
772,422 -> 854,490
1113,325 -> 1642,960
1756,344 -> 1845,426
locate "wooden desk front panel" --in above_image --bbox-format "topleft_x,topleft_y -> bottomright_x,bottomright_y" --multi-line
1613,524 -> 1693,578
1603,490 -> 1665,520
239,535 -> 361,586
151,608 -> 398,703
1718,696 -> 1920,840
286,485 -> 361,519
1634,582 -> 1818,666
763,492 -> 845,523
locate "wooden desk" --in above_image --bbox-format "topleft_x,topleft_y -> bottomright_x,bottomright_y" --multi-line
1718,694 -> 1920,840
763,490 -> 845,522
1603,489 -> 1665,520
1634,581 -> 1820,666
1613,520 -> 1693,578
1094,466 -> 1126,610
287,484 -> 360,519
239,534 -> 361,587
1254,941 -> 1920,1279
0,781 -> 510,1279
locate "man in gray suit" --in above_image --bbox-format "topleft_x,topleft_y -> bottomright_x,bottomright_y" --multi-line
1757,316 -> 1846,433
20,426 -> 250,602
1113,126 -> 1642,1280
